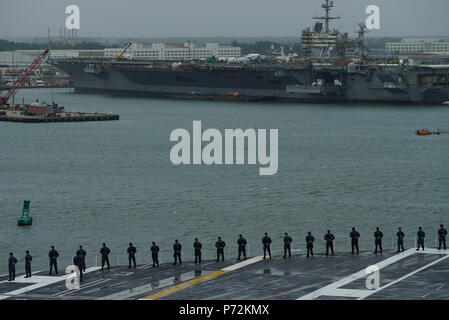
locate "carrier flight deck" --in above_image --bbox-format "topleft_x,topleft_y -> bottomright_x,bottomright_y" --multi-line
1,248 -> 448,300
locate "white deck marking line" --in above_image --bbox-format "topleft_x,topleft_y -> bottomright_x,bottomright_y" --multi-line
298,248 -> 419,300
321,288 -> 367,297
417,248 -> 449,255
222,256 -> 264,271
298,248 -> 449,300
97,270 -> 212,300
0,267 -> 100,300
357,254 -> 449,300
422,284 -> 446,298
55,280 -> 108,297
141,256 -> 264,300
139,265 -> 155,270
58,279 -> 112,297
52,278 -> 107,296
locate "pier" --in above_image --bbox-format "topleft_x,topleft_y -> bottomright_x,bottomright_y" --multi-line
0,111 -> 119,123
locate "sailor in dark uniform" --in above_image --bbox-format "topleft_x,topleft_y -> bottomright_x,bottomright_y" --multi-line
373,227 -> 383,254
305,232 -> 315,257
438,224 -> 447,250
48,246 -> 59,275
324,230 -> 335,256
283,232 -> 293,259
396,227 -> 405,252
173,240 -> 182,265
100,243 -> 111,270
73,252 -> 84,282
127,243 -> 137,268
151,242 -> 160,267
350,228 -> 360,255
237,234 -> 247,260
416,227 -> 425,251
76,245 -> 87,272
25,250 -> 32,278
8,253 -> 17,281
215,237 -> 226,262
262,232 -> 272,259
193,238 -> 202,264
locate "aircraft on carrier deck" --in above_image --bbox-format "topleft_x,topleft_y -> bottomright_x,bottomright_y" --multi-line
49,0 -> 449,105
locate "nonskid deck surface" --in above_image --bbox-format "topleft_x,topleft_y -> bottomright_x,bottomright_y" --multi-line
0,248 -> 448,300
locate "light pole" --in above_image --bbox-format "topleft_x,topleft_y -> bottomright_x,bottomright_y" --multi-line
9,40 -> 16,105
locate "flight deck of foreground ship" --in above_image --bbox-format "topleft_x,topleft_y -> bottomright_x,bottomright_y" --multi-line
50,1 -> 449,104
1,249 -> 449,300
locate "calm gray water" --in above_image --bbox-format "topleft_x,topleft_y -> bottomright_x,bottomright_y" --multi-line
1,88 -> 448,273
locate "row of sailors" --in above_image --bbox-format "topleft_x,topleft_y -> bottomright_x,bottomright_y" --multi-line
6,225 -> 448,282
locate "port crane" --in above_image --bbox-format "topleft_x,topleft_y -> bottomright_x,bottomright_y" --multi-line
114,42 -> 132,60
0,48 -> 50,106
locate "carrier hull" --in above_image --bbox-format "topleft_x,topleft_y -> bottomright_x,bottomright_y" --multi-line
51,59 -> 449,104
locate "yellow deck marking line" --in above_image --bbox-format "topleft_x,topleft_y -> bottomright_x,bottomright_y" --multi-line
141,256 -> 264,300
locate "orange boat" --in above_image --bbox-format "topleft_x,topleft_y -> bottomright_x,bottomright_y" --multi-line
416,129 -> 432,135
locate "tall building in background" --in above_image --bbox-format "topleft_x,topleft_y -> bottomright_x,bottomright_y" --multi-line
104,42 -> 241,60
386,38 -> 449,53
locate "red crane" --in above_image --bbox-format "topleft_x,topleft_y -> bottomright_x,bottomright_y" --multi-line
0,48 -> 50,105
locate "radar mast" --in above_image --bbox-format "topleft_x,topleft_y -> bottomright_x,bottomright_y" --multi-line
313,0 -> 340,33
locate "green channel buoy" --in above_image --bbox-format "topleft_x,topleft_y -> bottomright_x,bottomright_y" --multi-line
18,200 -> 33,226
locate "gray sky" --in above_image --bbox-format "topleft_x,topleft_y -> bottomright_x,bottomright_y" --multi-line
1,0 -> 448,39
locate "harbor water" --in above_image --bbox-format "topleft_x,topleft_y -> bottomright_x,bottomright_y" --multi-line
0,88 -> 448,273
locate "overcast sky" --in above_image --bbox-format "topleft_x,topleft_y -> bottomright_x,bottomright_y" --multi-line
1,0 -> 448,39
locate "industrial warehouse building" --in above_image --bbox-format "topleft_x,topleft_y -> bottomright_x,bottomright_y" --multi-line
386,38 -> 449,53
104,42 -> 242,60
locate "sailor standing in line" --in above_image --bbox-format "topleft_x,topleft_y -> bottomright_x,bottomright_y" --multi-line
396,227 -> 405,252
193,238 -> 202,264
350,227 -> 360,255
215,237 -> 226,262
76,245 -> 87,272
8,253 -> 17,281
237,234 -> 247,261
438,224 -> 447,250
25,250 -> 32,278
373,227 -> 383,254
73,252 -> 84,283
100,243 -> 111,270
48,246 -> 59,275
127,243 -> 137,268
416,227 -> 425,251
173,240 -> 182,265
324,230 -> 335,256
283,233 -> 293,259
305,232 -> 315,257
151,242 -> 160,267
262,232 -> 272,259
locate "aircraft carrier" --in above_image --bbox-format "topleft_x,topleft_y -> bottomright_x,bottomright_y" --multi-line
49,1 -> 449,105
1,248 -> 448,300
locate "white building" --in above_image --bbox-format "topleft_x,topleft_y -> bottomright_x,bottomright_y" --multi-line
104,42 -> 241,60
386,38 -> 449,53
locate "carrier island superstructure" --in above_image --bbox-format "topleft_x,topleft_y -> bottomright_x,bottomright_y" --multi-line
50,0 -> 449,104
